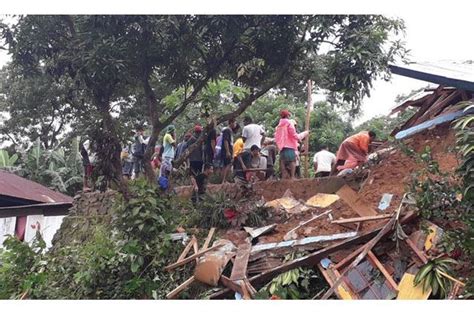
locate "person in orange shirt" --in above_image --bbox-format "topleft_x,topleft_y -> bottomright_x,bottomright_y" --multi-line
332,130 -> 376,174
233,137 -> 244,159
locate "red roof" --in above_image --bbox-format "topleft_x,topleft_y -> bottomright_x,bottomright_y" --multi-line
0,170 -> 73,204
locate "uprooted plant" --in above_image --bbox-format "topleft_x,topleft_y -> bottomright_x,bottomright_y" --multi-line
414,256 -> 459,298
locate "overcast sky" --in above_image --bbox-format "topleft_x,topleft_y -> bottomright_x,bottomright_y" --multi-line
1,6 -> 472,126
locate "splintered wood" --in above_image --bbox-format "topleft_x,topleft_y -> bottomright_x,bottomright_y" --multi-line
336,185 -> 378,217
230,243 -> 252,281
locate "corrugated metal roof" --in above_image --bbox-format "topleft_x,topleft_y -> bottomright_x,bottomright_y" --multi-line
0,170 -> 73,204
389,61 -> 474,92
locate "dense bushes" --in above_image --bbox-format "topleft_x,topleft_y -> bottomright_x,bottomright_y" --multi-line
0,179 -> 194,299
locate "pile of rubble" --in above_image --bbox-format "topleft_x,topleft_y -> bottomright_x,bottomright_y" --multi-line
164,121 -> 467,300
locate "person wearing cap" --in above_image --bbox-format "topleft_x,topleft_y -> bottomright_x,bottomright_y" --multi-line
187,125 -> 204,175
274,109 -> 301,179
162,125 -> 176,166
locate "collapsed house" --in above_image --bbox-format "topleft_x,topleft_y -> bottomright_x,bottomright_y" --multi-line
164,61 -> 472,300
0,170 -> 73,248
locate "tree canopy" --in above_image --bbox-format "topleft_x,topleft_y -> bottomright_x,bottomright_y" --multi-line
0,15 -> 406,185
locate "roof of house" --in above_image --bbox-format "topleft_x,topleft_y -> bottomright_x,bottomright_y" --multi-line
389,61 -> 474,92
0,170 -> 73,204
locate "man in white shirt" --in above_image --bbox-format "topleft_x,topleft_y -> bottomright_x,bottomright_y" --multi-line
242,116 -> 265,150
313,145 -> 336,178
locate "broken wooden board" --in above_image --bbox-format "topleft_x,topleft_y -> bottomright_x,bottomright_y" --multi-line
331,214 -> 392,225
306,193 -> 340,208
178,236 -> 197,262
230,243 -> 252,281
194,239 -> 236,286
317,264 -> 355,300
208,210 -> 417,299
397,273 -> 431,300
336,185 -> 378,217
166,276 -> 195,299
164,243 -> 225,271
201,227 -> 216,250
250,231 -> 358,254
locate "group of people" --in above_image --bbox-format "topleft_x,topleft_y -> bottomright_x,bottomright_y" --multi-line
81,109 -> 377,199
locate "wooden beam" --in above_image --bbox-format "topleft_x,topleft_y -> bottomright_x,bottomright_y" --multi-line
404,238 -> 428,264
367,250 -> 399,291
219,275 -> 244,296
230,243 -> 252,281
178,236 -> 197,262
332,214 -> 393,225
201,227 -> 216,250
321,214 -> 399,299
164,243 -> 224,271
334,245 -> 365,270
304,79 -> 313,178
166,276 -> 195,299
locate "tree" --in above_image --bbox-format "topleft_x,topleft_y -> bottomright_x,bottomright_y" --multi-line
1,15 -> 407,184
0,64 -> 78,149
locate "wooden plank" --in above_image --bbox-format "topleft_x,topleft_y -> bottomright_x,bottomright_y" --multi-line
164,243 -> 224,271
391,85 -> 445,135
367,250 -> 399,291
239,281 -> 251,300
405,238 -> 428,264
317,265 -> 355,299
334,245 -> 365,270
336,185 -> 378,217
219,275 -> 244,296
201,228 -> 216,250
230,243 -> 252,281
178,236 -> 196,262
397,273 -> 431,300
166,276 -> 195,299
208,210 -> 418,299
321,213 -> 399,299
332,214 -> 393,225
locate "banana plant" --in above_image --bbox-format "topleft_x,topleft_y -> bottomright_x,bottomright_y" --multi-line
0,149 -> 19,171
414,256 -> 458,298
453,103 -> 474,198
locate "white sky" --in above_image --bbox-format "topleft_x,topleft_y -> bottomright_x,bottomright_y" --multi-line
1,1 -> 473,127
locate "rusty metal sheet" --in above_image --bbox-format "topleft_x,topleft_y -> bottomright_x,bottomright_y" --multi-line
0,170 -> 72,204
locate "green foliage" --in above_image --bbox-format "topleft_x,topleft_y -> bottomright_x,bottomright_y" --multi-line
0,233 -> 46,299
453,103 -> 474,199
0,180 -> 195,299
191,191 -> 270,229
354,108 -> 417,141
13,137 -> 84,196
0,149 -> 19,170
414,257 -> 458,298
255,252 -> 327,299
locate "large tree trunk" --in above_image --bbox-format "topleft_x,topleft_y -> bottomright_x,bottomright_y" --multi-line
94,95 -> 128,197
